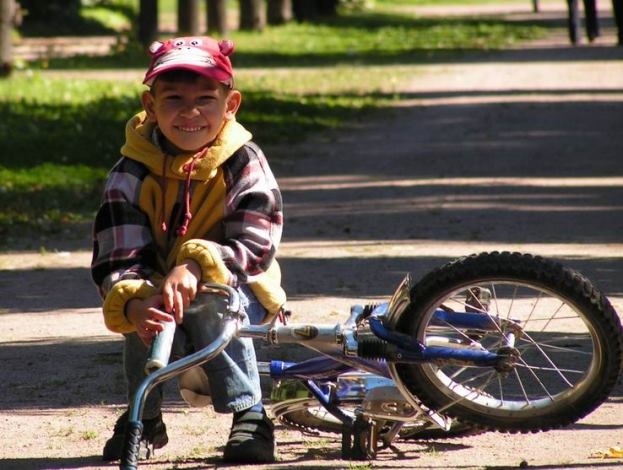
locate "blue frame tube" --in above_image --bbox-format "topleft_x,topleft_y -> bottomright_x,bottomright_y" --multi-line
270,355 -> 390,380
301,379 -> 355,427
431,309 -> 501,330
269,357 -> 352,380
368,316 -> 500,367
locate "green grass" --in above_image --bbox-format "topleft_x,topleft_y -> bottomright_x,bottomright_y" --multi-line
376,0 -> 533,5
17,0 -> 136,37
30,4 -> 544,70
0,0 -> 548,250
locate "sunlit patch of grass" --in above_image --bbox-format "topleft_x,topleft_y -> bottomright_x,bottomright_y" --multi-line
0,1 -> 547,249
82,430 -> 98,440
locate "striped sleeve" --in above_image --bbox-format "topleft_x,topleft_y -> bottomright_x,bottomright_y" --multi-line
91,157 -> 159,298
219,142 -> 283,284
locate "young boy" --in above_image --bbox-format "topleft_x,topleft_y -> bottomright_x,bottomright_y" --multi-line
91,36 -> 286,463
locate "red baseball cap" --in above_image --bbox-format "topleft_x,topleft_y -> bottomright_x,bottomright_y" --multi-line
143,36 -> 235,87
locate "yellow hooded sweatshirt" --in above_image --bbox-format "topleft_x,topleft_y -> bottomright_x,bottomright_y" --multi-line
95,111 -> 286,333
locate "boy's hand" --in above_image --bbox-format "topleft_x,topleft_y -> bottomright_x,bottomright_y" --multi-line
126,295 -> 173,346
161,259 -> 201,323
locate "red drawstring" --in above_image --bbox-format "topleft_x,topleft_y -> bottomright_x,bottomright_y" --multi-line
159,148 -> 208,236
176,148 -> 208,237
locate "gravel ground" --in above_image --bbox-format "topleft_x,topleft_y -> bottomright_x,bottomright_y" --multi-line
1,2 -> 623,469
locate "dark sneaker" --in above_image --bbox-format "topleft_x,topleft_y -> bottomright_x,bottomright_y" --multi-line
102,410 -> 168,462
223,409 -> 276,463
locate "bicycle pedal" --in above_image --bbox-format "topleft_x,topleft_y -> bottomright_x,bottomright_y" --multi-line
465,287 -> 491,313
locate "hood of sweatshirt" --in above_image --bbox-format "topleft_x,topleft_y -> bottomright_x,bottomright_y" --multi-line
120,110 -> 252,181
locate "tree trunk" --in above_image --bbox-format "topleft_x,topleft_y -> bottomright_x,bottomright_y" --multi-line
267,0 -> 291,25
239,0 -> 265,31
293,0 -> 337,21
138,0 -> 158,47
317,0 -> 338,16
0,0 -> 14,77
177,0 -> 200,36
207,0 -> 227,35
292,0 -> 315,21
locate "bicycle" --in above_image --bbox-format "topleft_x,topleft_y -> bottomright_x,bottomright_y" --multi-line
120,251 -> 623,469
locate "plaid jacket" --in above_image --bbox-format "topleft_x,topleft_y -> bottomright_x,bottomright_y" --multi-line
91,112 -> 286,333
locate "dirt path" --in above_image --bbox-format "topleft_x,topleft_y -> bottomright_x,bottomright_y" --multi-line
2,3 -> 623,469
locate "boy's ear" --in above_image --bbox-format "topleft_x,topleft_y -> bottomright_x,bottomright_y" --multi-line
225,90 -> 242,120
141,90 -> 157,123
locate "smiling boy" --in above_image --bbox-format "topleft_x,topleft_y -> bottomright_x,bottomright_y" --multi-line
91,36 -> 285,463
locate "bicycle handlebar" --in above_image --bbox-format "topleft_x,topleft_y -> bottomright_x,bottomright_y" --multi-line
120,283 -> 242,470
145,318 -> 176,374
144,283 -> 242,375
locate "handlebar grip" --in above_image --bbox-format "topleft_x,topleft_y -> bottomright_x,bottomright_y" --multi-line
120,419 -> 143,470
145,319 -> 176,374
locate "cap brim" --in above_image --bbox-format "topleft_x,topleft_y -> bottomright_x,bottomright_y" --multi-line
143,64 -> 232,86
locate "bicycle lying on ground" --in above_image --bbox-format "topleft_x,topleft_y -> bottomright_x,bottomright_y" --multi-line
119,251 -> 623,469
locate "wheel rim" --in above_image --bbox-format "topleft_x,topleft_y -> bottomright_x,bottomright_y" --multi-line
410,279 -> 602,418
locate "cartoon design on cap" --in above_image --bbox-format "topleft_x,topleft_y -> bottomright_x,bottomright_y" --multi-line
143,36 -> 235,87
152,38 -> 217,71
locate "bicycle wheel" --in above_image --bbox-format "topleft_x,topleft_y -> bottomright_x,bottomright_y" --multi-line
389,251 -> 623,433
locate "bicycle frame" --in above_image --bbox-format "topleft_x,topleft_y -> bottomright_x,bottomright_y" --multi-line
120,280 -> 523,468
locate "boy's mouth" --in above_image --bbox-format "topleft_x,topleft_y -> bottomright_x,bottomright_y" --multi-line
177,126 -> 204,133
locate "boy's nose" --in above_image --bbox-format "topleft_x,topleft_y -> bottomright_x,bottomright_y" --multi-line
180,104 -> 200,117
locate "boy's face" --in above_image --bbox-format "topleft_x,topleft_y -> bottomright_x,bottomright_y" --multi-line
141,75 -> 241,154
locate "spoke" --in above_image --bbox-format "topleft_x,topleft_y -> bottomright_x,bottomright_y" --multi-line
435,367 -> 498,414
475,284 -> 506,337
496,373 -> 505,403
522,313 -> 587,325
516,332 -> 576,389
417,277 -> 601,418
513,355 -> 558,401
519,336 -> 593,356
521,289 -> 541,326
447,365 -> 476,381
538,300 -> 567,332
515,363 -> 587,375
430,320 -> 479,344
490,283 -> 500,317
511,366 -> 536,405
463,286 -> 489,314
506,283 -> 517,320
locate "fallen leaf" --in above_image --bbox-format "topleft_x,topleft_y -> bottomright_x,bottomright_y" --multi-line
589,447 -> 623,459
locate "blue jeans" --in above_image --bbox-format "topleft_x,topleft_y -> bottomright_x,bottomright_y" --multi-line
123,285 -> 265,417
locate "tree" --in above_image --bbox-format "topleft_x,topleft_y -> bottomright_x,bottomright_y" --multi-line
178,0 -> 200,36
18,0 -> 80,23
138,0 -> 158,47
292,0 -> 338,21
267,0 -> 292,25
0,0 -> 15,77
239,0 -> 265,31
207,0 -> 227,35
